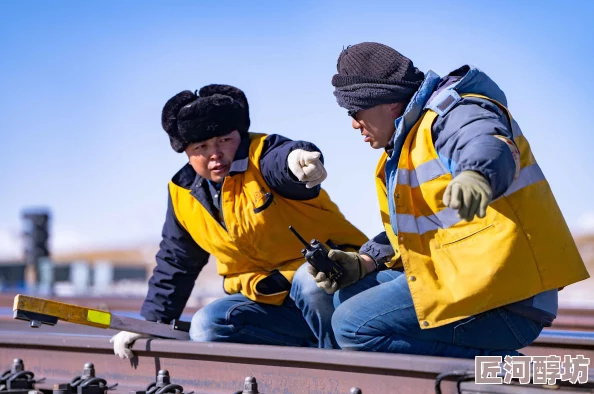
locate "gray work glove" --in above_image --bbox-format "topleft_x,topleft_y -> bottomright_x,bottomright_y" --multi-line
307,250 -> 367,294
443,170 -> 493,222
109,331 -> 152,359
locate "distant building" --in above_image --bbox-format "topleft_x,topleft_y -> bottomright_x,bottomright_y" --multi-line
0,244 -> 224,301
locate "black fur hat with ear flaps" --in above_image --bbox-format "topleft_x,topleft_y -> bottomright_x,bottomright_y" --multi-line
161,84 -> 250,153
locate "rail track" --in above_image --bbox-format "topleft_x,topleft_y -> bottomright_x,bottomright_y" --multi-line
1,293 -> 593,331
551,308 -> 594,331
1,294 -> 594,393
0,329 -> 593,394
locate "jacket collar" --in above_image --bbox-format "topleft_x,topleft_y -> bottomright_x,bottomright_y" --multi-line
384,65 -> 508,160
385,70 -> 441,157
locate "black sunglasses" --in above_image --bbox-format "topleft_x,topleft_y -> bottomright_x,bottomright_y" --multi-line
348,110 -> 359,120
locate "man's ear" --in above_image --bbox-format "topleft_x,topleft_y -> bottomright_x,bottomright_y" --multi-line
184,145 -> 195,163
388,102 -> 405,120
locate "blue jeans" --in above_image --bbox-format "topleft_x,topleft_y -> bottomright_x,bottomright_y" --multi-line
189,262 -> 337,348
332,268 -> 544,359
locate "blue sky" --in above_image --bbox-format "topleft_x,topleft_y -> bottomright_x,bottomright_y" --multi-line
1,0 -> 593,258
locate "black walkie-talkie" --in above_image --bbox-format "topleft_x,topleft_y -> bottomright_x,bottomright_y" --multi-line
289,226 -> 344,283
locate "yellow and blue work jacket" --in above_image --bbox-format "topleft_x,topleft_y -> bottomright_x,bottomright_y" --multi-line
366,65 -> 589,329
141,132 -> 367,323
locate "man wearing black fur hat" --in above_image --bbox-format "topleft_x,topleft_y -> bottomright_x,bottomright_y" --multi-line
110,84 -> 367,358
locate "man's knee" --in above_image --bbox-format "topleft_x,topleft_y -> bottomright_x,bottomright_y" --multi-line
189,300 -> 232,342
331,302 -> 365,350
332,294 -> 407,352
291,262 -> 336,314
333,287 -> 356,309
291,262 -> 324,301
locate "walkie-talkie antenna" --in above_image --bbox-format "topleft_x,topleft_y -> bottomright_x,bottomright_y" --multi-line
289,226 -> 310,249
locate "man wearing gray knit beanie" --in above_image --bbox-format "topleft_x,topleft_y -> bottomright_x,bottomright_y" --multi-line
331,42 -> 424,150
306,42 -> 588,359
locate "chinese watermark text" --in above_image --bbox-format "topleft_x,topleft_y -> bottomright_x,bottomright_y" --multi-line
475,355 -> 590,385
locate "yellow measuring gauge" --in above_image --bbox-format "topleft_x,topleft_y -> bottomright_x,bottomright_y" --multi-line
13,294 -> 111,328
12,294 -> 190,340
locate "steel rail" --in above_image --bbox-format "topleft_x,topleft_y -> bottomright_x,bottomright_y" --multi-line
1,331 -> 593,394
2,293 -> 594,331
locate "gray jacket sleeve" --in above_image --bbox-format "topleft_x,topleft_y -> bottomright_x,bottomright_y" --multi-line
359,231 -> 395,270
432,97 -> 518,199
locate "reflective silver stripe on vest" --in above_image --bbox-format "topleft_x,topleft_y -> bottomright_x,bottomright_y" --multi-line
397,208 -> 460,235
397,213 -> 438,234
396,158 -> 449,187
504,163 -> 544,196
396,164 -> 545,235
435,207 -> 462,228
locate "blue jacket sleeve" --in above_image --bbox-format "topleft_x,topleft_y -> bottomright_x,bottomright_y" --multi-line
140,191 -> 210,323
359,231 -> 395,269
259,134 -> 324,200
432,97 -> 518,199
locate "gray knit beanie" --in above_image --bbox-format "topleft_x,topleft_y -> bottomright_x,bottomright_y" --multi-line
332,42 -> 425,114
